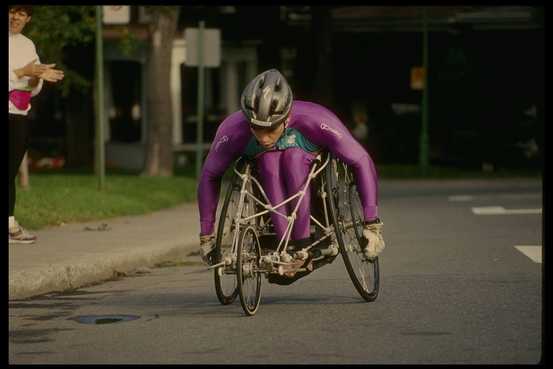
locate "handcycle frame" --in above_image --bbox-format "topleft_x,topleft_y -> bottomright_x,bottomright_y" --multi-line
209,151 -> 379,315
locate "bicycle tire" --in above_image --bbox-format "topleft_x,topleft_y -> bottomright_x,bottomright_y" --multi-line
325,156 -> 380,302
236,226 -> 262,316
213,179 -> 240,305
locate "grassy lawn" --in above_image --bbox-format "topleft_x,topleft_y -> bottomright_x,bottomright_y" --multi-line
13,164 -> 541,231
376,164 -> 542,179
15,171 -> 197,230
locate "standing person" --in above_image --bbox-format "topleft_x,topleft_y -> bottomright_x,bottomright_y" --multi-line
197,69 -> 385,275
9,5 -> 64,244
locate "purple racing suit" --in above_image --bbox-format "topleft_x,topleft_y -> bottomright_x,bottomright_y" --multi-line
198,100 -> 379,240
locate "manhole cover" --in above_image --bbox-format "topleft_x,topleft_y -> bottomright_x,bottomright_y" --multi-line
70,315 -> 140,325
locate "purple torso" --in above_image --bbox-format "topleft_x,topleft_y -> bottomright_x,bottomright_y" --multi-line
198,100 -> 379,235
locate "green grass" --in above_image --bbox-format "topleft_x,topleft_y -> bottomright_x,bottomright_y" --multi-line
14,172 -> 198,230
377,164 -> 542,179
13,163 -> 541,230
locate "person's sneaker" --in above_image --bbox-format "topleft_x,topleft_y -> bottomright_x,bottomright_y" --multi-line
9,224 -> 36,244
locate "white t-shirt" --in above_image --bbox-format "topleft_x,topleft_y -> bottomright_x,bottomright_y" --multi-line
9,32 -> 43,116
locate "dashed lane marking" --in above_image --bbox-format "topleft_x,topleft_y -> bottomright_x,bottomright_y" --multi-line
448,195 -> 474,202
471,206 -> 542,215
514,245 -> 542,263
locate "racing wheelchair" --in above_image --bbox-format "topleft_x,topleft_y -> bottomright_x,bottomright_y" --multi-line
207,151 -> 380,316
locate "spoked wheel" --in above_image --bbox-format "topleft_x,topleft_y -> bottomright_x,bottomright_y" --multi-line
213,180 -> 240,305
236,226 -> 262,316
325,157 -> 380,302
346,185 -> 379,301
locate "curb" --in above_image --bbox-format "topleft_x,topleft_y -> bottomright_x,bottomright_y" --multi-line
9,240 -> 198,300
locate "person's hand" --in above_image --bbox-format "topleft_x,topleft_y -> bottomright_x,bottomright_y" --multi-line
199,234 -> 216,266
39,68 -> 64,83
19,59 -> 56,78
361,220 -> 385,259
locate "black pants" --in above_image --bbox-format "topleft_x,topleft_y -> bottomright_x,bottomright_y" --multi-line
9,114 -> 31,217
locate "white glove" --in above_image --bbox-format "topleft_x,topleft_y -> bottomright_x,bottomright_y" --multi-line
362,220 -> 385,259
199,234 -> 216,266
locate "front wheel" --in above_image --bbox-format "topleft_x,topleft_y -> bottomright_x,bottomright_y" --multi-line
325,157 -> 380,302
236,226 -> 262,316
213,180 -> 240,305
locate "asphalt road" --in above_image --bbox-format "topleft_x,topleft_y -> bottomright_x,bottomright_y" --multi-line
9,180 -> 543,364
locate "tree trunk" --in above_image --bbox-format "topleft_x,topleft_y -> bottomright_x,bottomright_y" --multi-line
143,7 -> 179,177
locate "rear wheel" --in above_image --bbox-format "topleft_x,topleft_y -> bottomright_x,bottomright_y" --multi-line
236,226 -> 262,316
325,157 -> 380,302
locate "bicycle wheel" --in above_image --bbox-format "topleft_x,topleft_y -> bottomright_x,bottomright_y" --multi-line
347,184 -> 379,301
325,156 -> 380,302
236,226 -> 262,316
213,179 -> 240,305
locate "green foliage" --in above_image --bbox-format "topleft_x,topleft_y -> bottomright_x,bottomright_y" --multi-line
25,6 -> 96,96
377,164 -> 542,179
22,6 -> 177,96
118,27 -> 141,57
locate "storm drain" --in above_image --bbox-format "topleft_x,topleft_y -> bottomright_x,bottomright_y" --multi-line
70,315 -> 140,325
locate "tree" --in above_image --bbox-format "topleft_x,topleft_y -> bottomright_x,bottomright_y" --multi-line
27,6 -> 181,175
25,6 -> 96,97
142,6 -> 181,177
24,6 -> 96,168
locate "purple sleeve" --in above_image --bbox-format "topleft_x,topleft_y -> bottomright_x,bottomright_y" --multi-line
198,112 -> 252,235
290,101 -> 379,221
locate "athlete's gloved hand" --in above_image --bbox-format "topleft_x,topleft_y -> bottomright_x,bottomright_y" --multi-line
362,219 -> 385,259
199,233 -> 216,266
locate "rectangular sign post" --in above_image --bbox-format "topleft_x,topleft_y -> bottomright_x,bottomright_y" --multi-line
95,6 -> 105,190
95,6 -> 130,190
103,5 -> 130,24
196,21 -> 205,180
184,25 -> 221,179
418,7 -> 430,176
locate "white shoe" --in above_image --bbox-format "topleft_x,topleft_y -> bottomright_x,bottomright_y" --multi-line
9,222 -> 37,244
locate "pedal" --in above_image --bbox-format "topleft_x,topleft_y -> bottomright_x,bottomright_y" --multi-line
277,258 -> 313,277
309,244 -> 338,260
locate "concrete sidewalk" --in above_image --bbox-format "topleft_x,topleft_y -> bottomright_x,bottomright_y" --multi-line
9,202 -> 201,300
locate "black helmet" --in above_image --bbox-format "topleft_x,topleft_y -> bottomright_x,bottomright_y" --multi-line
240,69 -> 293,128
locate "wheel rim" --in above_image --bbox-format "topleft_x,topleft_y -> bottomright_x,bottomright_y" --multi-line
346,185 -> 378,295
237,227 -> 262,315
214,183 -> 239,304
329,158 -> 379,300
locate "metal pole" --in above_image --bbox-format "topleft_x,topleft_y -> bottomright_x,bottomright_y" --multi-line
95,6 -> 105,190
195,21 -> 205,180
419,7 -> 430,175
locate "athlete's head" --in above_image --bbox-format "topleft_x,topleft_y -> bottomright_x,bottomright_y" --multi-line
240,68 -> 293,129
240,69 -> 293,149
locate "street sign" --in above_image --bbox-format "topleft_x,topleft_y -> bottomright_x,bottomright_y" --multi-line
184,27 -> 221,67
103,6 -> 130,25
411,66 -> 425,90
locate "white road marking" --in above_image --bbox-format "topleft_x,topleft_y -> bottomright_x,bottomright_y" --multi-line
514,245 -> 542,263
448,193 -> 541,202
471,206 -> 542,215
448,195 -> 474,202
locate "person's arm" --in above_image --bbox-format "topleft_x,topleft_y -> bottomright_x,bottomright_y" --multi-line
198,113 -> 252,236
9,66 -> 22,91
29,51 -> 44,97
294,102 -> 379,221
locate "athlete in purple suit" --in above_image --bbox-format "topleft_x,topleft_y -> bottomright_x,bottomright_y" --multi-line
198,69 -> 385,266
